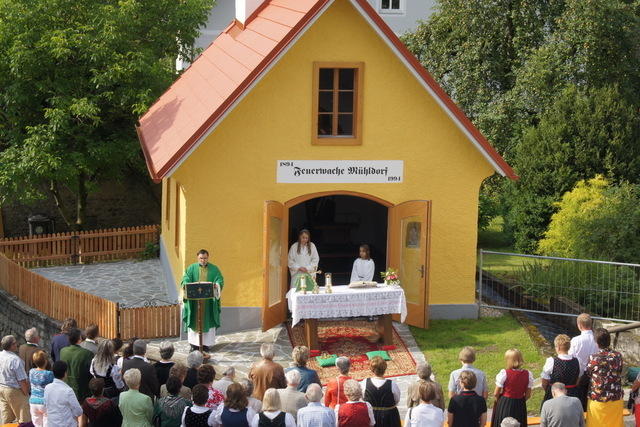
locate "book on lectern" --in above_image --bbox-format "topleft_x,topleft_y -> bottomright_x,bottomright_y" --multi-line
184,282 -> 220,300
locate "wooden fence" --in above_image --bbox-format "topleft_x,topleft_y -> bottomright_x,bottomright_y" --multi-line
0,225 -> 160,267
0,249 -> 180,340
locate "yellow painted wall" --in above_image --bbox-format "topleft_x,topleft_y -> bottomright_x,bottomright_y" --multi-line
161,0 -> 495,309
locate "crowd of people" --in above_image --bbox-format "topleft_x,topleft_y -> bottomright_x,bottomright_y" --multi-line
0,313 -> 633,426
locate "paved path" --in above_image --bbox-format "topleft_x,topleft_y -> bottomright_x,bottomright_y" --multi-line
31,259 -> 174,307
148,321 -> 426,420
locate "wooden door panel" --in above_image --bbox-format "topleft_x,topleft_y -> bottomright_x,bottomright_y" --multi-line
262,201 -> 286,331
388,201 -> 430,328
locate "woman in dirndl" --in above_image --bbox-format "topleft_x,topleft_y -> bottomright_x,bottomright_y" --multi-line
491,349 -> 533,427
540,334 -> 580,407
362,356 -> 401,427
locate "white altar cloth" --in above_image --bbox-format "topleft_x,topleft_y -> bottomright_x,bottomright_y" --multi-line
286,285 -> 407,326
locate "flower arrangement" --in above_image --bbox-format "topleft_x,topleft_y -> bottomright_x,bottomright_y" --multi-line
380,268 -> 400,286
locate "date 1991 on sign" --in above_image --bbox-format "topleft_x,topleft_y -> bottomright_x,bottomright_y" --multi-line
387,176 -> 401,182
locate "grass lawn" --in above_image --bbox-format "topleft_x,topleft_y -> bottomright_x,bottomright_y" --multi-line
411,314 -> 546,415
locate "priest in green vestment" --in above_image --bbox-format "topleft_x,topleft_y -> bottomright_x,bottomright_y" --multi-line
181,249 -> 224,351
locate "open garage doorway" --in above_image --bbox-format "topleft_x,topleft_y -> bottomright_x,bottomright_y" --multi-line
288,195 -> 388,285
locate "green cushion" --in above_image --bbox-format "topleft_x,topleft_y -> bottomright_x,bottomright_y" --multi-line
366,350 -> 391,361
316,354 -> 338,367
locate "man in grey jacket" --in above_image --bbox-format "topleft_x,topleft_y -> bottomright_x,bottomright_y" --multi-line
540,382 -> 584,427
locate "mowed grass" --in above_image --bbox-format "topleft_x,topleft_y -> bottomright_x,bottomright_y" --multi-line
410,314 -> 546,415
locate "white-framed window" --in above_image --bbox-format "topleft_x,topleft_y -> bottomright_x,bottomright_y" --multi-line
378,0 -> 405,14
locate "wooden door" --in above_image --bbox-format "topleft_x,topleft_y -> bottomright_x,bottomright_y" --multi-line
262,201 -> 287,331
388,201 -> 430,328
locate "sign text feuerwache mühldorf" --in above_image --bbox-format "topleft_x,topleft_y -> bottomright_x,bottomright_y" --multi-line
276,160 -> 403,183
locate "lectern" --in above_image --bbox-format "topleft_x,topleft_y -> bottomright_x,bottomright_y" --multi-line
184,282 -> 219,352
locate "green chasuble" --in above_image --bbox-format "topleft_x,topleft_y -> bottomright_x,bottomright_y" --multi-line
181,262 -> 224,332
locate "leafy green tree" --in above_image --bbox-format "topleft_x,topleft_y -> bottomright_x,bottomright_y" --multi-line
538,176 -> 640,263
0,0 -> 214,229
506,84 -> 640,252
402,0 -> 565,154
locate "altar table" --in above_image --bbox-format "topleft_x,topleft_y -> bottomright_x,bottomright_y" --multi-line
286,285 -> 407,350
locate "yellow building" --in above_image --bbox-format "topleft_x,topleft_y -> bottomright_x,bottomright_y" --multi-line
137,0 -> 516,333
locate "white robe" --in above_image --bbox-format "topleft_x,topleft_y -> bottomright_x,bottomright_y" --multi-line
350,258 -> 375,283
288,242 -> 320,287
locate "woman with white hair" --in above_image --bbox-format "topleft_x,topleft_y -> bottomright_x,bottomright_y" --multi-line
324,357 -> 352,409
407,362 -> 444,410
90,340 -> 125,398
184,350 -> 204,389
249,344 -> 285,400
250,388 -> 295,427
335,379 -> 375,426
213,366 -> 235,396
118,368 -> 153,426
154,341 -> 176,386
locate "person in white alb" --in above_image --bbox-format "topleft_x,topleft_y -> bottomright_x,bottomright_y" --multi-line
288,229 -> 320,288
568,313 -> 599,410
350,244 -> 375,283
44,361 -> 83,427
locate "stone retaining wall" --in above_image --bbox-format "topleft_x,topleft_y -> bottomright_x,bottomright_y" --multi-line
0,288 -> 60,349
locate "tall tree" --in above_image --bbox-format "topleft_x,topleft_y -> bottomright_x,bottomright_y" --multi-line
0,0 -> 214,229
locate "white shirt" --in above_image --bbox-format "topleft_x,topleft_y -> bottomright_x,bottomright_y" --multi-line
297,402 -> 336,427
44,378 -> 83,427
360,378 -> 401,405
90,358 -> 125,389
350,258 -> 375,283
495,369 -> 535,388
251,410 -> 296,427
568,330 -> 599,373
288,242 -> 320,277
334,401 -> 375,426
248,397 -> 262,413
0,350 -> 27,389
541,354 -> 576,381
448,364 -> 488,396
403,403 -> 444,427
211,404 -> 257,426
181,404 -> 216,426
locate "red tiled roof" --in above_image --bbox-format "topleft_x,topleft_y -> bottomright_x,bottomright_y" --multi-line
137,0 -> 517,182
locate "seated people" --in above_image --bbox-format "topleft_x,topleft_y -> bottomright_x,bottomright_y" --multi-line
350,244 -> 375,283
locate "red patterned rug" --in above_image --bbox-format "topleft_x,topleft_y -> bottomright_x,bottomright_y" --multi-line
286,320 -> 416,384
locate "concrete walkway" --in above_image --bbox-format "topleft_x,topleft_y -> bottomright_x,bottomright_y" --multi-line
31,259 -> 175,307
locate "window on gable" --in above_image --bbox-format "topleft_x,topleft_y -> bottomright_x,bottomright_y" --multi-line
312,62 -> 363,145
379,0 -> 404,14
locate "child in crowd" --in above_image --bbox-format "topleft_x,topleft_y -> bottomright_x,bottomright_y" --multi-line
182,384 -> 215,427
448,346 -> 488,398
350,244 -> 375,283
404,382 -> 444,426
447,370 -> 487,427
491,349 -> 533,427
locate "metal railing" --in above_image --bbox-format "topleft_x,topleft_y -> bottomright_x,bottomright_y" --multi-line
478,250 -> 640,323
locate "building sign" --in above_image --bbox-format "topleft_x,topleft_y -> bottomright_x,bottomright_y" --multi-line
277,160 -> 403,183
